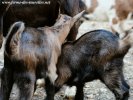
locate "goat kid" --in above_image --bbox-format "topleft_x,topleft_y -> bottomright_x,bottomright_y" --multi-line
0,11 -> 85,100
110,0 -> 133,38
82,0 -> 133,38
55,29 -> 132,100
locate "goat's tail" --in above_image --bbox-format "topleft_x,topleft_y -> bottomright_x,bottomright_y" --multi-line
5,21 -> 25,54
7,21 -> 25,42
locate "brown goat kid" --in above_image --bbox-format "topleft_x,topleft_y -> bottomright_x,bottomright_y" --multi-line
111,0 -> 133,38
0,11 -> 85,100
55,30 -> 132,100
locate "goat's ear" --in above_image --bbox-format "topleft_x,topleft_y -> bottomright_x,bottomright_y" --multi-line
70,10 -> 85,27
56,14 -> 62,22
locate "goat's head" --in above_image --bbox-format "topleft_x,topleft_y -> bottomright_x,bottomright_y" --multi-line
53,10 -> 85,44
54,10 -> 85,27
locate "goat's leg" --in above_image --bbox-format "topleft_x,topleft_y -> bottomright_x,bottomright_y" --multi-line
121,73 -> 130,89
0,55 -> 14,100
45,61 -> 57,100
75,84 -> 84,100
101,70 -> 129,100
45,77 -> 55,100
120,73 -> 130,100
34,81 -> 37,93
17,72 -> 36,100
0,67 -> 14,100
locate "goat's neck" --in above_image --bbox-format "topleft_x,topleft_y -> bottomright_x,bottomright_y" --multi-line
53,24 -> 71,44
118,36 -> 131,54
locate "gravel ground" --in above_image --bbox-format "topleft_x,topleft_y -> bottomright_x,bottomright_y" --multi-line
0,20 -> 133,100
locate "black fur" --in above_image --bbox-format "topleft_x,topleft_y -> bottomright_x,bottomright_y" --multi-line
55,30 -> 130,100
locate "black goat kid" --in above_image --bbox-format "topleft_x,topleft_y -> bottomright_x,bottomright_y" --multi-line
55,30 -> 131,100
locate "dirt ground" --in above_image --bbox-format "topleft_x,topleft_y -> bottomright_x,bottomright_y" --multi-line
0,20 -> 133,100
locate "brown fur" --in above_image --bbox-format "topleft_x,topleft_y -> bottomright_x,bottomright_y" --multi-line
0,11 -> 84,100
111,0 -> 133,38
86,0 -> 98,13
115,0 -> 133,21
112,17 -> 118,24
